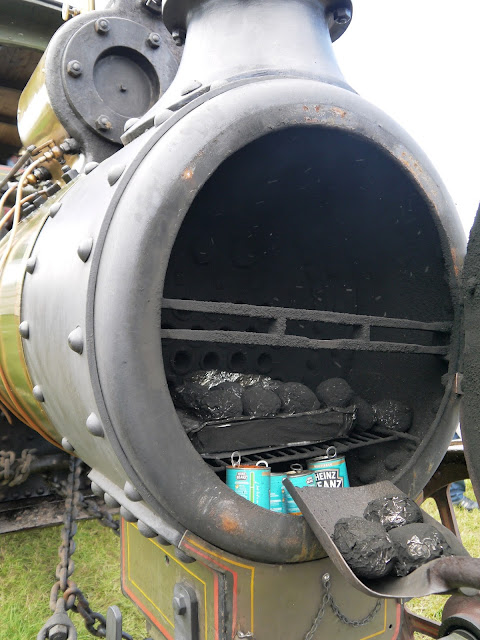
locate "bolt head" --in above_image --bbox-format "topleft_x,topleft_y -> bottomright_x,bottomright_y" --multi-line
333,7 -> 352,25
147,32 -> 161,48
48,624 -> 68,640
172,28 -> 186,46
95,18 -> 110,34
172,595 -> 187,616
67,59 -> 82,77
95,115 -> 112,131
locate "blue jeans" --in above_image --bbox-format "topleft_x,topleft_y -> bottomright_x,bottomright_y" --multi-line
449,431 -> 465,503
450,480 -> 465,504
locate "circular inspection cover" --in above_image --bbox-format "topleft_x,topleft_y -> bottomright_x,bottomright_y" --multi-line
61,17 -> 166,143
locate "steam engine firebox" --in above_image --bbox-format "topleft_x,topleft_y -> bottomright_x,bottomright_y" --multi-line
1,0 -> 479,639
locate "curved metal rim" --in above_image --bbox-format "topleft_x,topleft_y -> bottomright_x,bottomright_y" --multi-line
86,77 -> 465,563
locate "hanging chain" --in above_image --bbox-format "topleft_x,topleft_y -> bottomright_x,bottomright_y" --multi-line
38,457 -> 132,640
304,573 -> 382,640
0,448 -> 36,486
47,468 -> 120,535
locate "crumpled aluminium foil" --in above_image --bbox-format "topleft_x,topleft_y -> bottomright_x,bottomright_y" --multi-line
389,523 -> 452,577
364,495 -> 423,531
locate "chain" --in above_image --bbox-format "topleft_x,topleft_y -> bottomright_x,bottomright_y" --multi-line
38,457 -> 132,640
304,574 -> 382,640
47,469 -> 120,535
0,448 -> 36,486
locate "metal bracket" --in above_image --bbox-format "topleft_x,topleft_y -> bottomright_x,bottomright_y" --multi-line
173,583 -> 199,640
106,606 -> 122,640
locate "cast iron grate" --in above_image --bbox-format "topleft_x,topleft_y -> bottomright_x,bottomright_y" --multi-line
202,427 -> 420,472
161,298 -> 451,355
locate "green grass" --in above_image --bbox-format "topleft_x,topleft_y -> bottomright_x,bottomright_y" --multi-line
0,483 -> 479,639
410,481 -> 480,639
0,520 -> 146,640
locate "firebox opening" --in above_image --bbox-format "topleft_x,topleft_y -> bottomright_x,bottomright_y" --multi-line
161,125 -> 453,490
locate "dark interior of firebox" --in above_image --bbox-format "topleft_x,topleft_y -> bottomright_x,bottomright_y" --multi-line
161,126 -> 453,487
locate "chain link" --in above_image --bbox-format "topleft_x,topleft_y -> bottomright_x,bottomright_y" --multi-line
0,448 -> 36,486
39,457 -> 132,640
304,573 -> 382,640
47,469 -> 120,535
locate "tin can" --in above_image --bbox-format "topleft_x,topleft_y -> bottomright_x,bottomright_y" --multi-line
308,446 -> 350,488
284,464 -> 316,515
226,451 -> 270,509
270,473 -> 287,513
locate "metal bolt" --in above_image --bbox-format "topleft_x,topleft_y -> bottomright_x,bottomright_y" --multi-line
333,7 -> 352,25
172,595 -> 187,616
172,28 -> 186,46
95,115 -> 112,131
66,59 -> 82,77
95,18 -> 110,34
48,624 -> 68,640
147,32 -> 161,48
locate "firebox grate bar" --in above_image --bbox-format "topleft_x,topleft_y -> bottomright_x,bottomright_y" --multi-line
161,328 -> 448,355
162,298 -> 452,332
202,429 -> 419,471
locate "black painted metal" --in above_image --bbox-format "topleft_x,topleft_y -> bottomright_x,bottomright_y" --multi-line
40,0 -> 180,161
18,0 -> 467,564
461,205 -> 480,504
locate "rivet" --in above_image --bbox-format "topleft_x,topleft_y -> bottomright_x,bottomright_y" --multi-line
104,493 -> 120,508
154,110 -> 172,127
61,437 -> 75,452
25,256 -> 37,274
180,80 -> 202,96
67,326 -> 84,354
175,548 -> 195,563
137,520 -> 157,538
84,161 -> 99,175
124,117 -> 139,132
19,321 -> 30,339
67,59 -> 82,77
77,237 -> 93,262
49,202 -> 62,218
120,506 -> 137,522
107,164 -> 125,186
86,413 -> 104,437
124,481 -> 142,502
32,385 -> 44,402
91,481 -> 104,498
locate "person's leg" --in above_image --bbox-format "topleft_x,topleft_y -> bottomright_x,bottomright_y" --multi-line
450,480 -> 466,504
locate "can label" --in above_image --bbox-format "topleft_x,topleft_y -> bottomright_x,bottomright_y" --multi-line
284,466 -> 316,515
226,452 -> 270,509
308,450 -> 350,488
270,473 -> 287,513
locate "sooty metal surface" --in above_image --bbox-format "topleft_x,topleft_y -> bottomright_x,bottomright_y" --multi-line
161,126 -> 454,490
285,480 -> 480,599
162,298 -> 451,355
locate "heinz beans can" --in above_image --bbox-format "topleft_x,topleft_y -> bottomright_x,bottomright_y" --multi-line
270,473 -> 287,513
226,451 -> 270,509
308,446 -> 350,488
284,464 -> 316,515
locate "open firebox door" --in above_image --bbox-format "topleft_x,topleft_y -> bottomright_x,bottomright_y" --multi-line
4,0 -> 480,638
